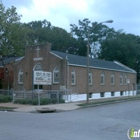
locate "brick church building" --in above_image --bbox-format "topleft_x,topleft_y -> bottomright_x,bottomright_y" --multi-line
13,43 -> 136,99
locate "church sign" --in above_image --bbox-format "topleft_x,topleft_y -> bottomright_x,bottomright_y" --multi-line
34,71 -> 52,85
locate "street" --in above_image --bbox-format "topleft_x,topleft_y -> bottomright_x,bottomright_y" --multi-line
0,100 -> 140,140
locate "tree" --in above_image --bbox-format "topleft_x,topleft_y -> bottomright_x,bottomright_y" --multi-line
70,18 -> 112,57
0,2 -> 24,56
25,20 -> 78,54
98,31 -> 140,69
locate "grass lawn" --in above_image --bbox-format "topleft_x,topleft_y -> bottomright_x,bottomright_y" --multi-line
0,106 -> 17,111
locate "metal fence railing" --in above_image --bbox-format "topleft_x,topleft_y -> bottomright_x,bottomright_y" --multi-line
137,84 -> 140,94
13,89 -> 73,104
0,89 -> 13,96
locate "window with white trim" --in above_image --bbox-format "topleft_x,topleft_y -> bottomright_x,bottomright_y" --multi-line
89,69 -> 92,85
111,73 -> 115,85
71,68 -> 76,85
124,74 -> 127,85
34,63 -> 43,89
53,67 -> 59,83
18,69 -> 23,84
101,72 -> 105,85
34,64 -> 43,71
120,73 -> 123,85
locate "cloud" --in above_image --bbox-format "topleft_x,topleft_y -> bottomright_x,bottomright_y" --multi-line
2,0 -> 33,8
2,0 -> 140,35
18,0 -> 94,30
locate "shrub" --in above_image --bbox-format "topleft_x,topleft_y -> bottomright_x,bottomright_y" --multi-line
14,98 -> 65,105
0,95 -> 12,103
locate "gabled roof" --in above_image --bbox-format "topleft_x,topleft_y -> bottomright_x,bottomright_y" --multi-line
0,56 -> 23,67
51,51 -> 136,73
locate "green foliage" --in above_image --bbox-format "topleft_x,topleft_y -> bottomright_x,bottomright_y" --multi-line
14,98 -> 65,105
99,32 -> 140,70
24,20 -> 78,54
0,95 -> 12,103
0,2 -> 23,56
70,18 -> 112,57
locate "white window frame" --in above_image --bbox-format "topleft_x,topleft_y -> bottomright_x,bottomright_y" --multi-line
111,73 -> 115,85
124,74 -> 127,85
53,67 -> 59,84
33,63 -> 43,89
89,70 -> 92,85
71,68 -> 76,85
120,73 -> 123,85
18,69 -> 23,84
101,72 -> 105,85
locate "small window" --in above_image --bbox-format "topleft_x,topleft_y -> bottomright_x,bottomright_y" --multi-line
34,85 -> 43,89
120,91 -> 123,96
101,72 -> 105,85
120,73 -> 123,85
18,69 -> 23,84
53,67 -> 59,83
111,92 -> 114,96
100,92 -> 104,97
71,69 -> 76,85
111,73 -> 115,85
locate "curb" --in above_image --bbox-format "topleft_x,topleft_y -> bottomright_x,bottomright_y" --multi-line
79,97 -> 140,109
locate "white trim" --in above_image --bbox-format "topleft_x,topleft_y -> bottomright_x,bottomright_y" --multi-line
50,52 -> 63,59
33,57 -> 43,61
68,63 -> 136,73
18,69 -> 23,85
53,67 -> 60,84
114,61 -> 136,73
111,74 -> 115,85
15,56 -> 24,62
71,68 -> 76,85
101,72 -> 105,85
120,74 -> 123,85
89,70 -> 92,85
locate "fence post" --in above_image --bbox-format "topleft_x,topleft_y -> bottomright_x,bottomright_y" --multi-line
57,91 -> 59,103
13,93 -> 16,103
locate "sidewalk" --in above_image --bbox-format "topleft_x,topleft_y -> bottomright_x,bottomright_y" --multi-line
0,95 -> 140,113
0,102 -> 81,113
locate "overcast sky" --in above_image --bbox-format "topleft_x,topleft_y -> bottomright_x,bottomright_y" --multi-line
2,0 -> 140,36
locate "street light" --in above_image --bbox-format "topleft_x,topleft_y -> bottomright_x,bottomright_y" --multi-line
86,20 -> 113,104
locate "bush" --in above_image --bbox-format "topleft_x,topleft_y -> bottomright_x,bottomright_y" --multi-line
0,95 -> 12,103
14,98 -> 65,105
14,99 -> 32,105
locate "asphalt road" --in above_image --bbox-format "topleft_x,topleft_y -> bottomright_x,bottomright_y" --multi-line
0,100 -> 140,140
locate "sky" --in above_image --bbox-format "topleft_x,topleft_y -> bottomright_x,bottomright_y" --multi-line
2,0 -> 140,36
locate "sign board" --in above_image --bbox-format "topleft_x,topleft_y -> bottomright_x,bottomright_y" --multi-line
34,71 -> 52,85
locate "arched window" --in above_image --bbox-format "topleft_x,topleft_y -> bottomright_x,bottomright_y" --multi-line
71,68 -> 76,85
34,63 -> 43,71
111,72 -> 115,85
18,69 -> 23,84
120,73 -> 123,85
124,73 -> 127,85
34,63 -> 43,89
101,71 -> 105,85
53,67 -> 59,83
88,69 -> 92,85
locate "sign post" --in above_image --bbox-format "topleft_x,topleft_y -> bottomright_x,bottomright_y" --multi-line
34,71 -> 52,105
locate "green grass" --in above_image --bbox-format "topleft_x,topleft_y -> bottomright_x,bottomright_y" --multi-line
78,96 -> 140,107
0,106 -> 17,111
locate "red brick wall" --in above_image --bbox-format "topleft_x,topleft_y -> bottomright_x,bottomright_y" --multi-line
13,43 -> 137,94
